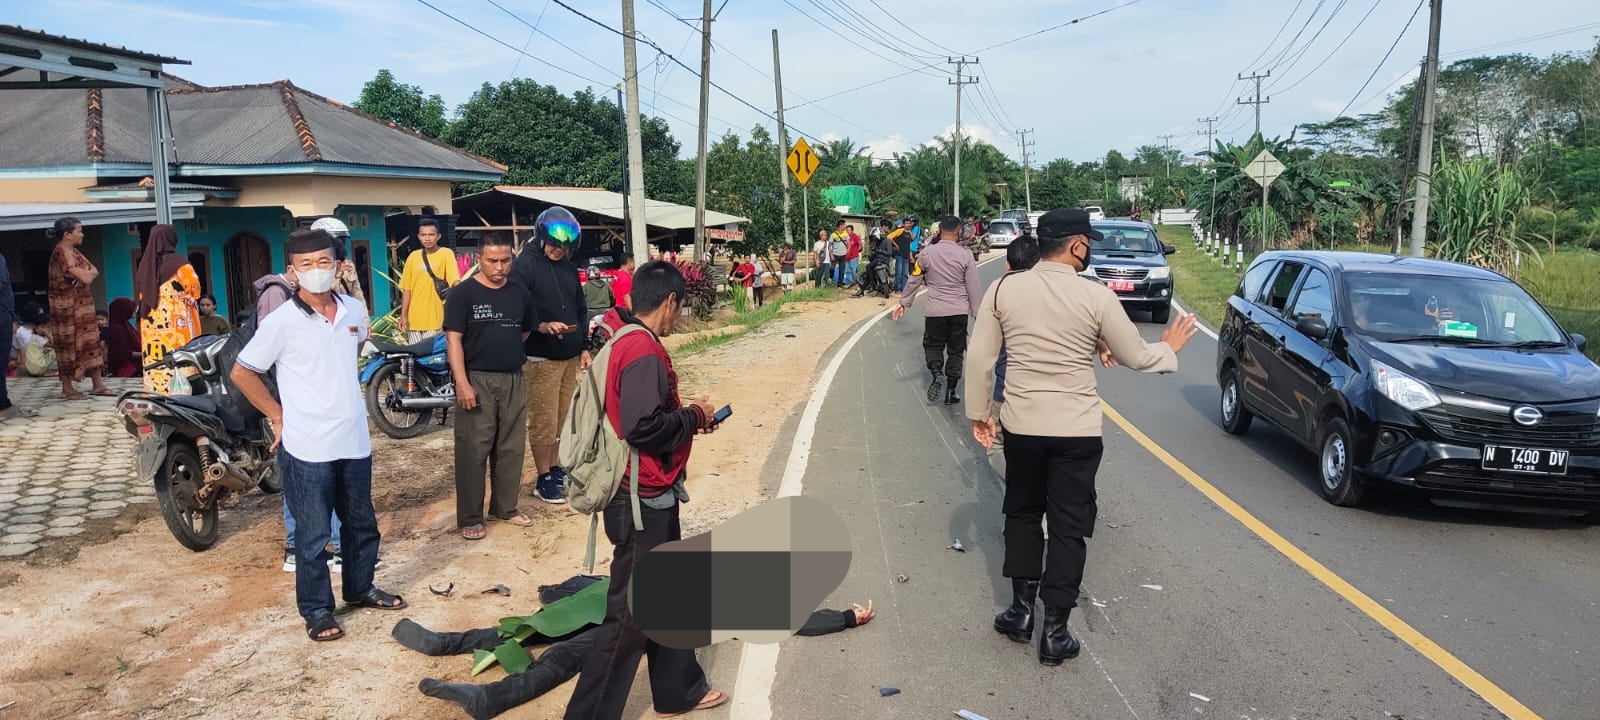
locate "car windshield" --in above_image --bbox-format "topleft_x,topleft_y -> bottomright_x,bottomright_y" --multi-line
1084,206 -> 1102,213
1089,227 -> 1158,253
1343,272 -> 1566,344
989,221 -> 1017,233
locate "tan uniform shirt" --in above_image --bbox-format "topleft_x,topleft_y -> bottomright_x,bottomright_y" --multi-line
964,261 -> 1178,437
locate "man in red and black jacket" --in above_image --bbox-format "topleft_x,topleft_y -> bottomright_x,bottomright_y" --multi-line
564,261 -> 727,720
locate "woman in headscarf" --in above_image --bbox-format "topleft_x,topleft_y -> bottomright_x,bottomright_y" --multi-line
104,297 -> 142,378
47,216 -> 115,399
135,224 -> 201,393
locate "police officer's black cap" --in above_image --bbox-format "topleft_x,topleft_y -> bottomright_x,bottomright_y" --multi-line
1035,209 -> 1104,242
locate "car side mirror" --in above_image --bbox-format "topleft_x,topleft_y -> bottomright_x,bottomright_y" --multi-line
1296,316 -> 1329,340
1163,244 -> 1177,255
1572,333 -> 1587,353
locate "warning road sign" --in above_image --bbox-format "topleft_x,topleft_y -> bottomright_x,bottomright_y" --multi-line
786,137 -> 820,186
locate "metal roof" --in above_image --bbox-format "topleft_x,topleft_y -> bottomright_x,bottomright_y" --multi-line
0,79 -> 504,178
0,25 -> 187,90
479,186 -> 748,229
0,201 -> 197,232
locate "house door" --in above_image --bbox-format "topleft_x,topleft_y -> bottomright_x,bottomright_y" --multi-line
224,231 -> 272,322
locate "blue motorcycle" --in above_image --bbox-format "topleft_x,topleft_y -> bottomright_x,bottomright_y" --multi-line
359,334 -> 455,438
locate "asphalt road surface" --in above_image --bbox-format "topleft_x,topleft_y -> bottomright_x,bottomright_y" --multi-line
732,256 -> 1598,720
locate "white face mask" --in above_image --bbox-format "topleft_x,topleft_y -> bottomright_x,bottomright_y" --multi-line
297,268 -> 336,294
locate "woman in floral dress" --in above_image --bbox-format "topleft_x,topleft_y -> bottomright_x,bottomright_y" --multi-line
134,224 -> 200,394
47,217 -> 115,400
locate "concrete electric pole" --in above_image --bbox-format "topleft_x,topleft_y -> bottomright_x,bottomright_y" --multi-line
1196,116 -> 1219,152
772,29 -> 792,248
621,0 -> 649,262
1237,70 -> 1271,137
1156,133 -> 1179,176
692,0 -> 712,263
1018,128 -> 1035,213
1408,0 -> 1444,258
948,56 -> 979,219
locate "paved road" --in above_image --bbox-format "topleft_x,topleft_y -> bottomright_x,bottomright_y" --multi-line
745,257 -> 1599,720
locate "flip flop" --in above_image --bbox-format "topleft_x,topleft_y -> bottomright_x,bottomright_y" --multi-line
61,391 -> 89,401
499,513 -> 534,527
351,587 -> 407,611
0,406 -> 39,419
655,690 -> 728,718
461,524 -> 486,540
90,388 -> 117,397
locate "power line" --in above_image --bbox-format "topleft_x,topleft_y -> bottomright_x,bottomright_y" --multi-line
1335,0 -> 1426,118
1268,0 -> 1386,96
1256,0 -> 1331,72
785,0 -> 1146,111
1442,20 -> 1600,58
1264,0 -> 1351,79
780,0 -> 947,74
817,0 -> 945,61
545,0 -> 826,142
1242,0 -> 1310,73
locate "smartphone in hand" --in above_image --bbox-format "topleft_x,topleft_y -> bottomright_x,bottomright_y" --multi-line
710,405 -> 733,427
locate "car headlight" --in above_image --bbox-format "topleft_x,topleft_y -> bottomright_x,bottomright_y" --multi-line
1371,360 -> 1439,411
1147,267 -> 1171,280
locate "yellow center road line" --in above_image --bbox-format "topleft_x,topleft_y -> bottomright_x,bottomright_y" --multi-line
1100,401 -> 1541,720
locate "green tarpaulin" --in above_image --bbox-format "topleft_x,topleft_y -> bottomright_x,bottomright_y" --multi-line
821,185 -> 868,215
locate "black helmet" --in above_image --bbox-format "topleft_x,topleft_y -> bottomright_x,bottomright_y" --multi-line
535,206 -> 581,250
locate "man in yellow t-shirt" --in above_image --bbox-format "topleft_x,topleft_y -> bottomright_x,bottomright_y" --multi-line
399,218 -> 460,343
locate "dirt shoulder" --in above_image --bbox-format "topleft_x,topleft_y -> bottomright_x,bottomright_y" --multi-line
0,289 -> 895,720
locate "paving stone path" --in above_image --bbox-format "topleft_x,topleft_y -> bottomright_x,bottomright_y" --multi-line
0,377 -> 151,557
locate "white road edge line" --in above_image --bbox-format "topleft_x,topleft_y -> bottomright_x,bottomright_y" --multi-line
731,253 -> 1006,720
1172,299 -> 1219,340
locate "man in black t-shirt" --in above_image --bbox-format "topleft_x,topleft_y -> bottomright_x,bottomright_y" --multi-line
443,232 -> 538,541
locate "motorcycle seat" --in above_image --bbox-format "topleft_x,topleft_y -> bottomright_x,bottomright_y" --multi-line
167,395 -> 219,414
372,336 -> 438,356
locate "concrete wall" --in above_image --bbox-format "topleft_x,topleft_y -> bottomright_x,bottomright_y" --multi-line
231,176 -> 450,217
0,177 -> 92,203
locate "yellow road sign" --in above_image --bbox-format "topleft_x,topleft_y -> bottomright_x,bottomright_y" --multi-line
786,137 -> 820,186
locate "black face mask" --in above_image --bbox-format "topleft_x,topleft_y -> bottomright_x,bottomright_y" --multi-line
1072,241 -> 1090,268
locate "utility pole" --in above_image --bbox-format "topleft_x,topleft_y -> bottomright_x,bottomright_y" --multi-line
1237,70 -> 1271,137
1409,0 -> 1444,258
621,0 -> 649,262
1018,128 -> 1035,213
1196,116 -> 1219,152
692,0 -> 712,263
772,29 -> 792,248
617,84 -> 630,236
948,56 -> 979,218
1156,133 -> 1179,176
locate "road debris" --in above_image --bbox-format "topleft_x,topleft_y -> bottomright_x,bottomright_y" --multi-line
879,688 -> 901,697
1091,600 -> 1107,608
895,574 -> 910,583
481,584 -> 511,596
1140,584 -> 1163,591
954,711 -> 990,720
1190,692 -> 1211,702
429,583 -> 455,597
948,539 -> 965,552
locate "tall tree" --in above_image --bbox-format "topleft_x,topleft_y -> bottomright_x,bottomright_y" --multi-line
353,69 -> 449,138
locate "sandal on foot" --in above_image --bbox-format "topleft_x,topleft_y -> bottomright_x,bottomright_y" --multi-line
499,512 -> 534,527
61,391 -> 88,401
89,387 -> 117,397
655,690 -> 727,718
461,524 -> 486,540
306,613 -> 345,642
352,587 -> 407,610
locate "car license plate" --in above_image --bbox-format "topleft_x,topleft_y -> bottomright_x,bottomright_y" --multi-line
1481,445 -> 1569,475
1107,280 -> 1135,292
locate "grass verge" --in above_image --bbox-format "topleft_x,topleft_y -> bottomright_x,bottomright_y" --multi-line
1155,225 -> 1600,362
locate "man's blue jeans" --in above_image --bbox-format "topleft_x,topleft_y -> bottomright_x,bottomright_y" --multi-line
894,257 -> 910,291
283,497 -> 341,553
842,259 -> 857,285
279,449 -> 381,620
833,259 -> 848,286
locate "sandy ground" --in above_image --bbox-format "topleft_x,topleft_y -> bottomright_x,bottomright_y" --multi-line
0,292 -> 893,720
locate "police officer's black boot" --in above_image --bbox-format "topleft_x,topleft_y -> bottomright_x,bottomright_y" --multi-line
993,578 -> 1038,643
1038,606 -> 1081,666
944,383 -> 961,405
927,369 -> 944,403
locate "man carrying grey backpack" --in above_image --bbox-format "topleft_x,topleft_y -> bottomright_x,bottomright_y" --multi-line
559,260 -> 727,720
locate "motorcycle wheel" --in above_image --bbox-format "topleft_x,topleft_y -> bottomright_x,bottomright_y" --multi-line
366,362 -> 436,439
154,441 -> 220,552
258,462 -> 283,494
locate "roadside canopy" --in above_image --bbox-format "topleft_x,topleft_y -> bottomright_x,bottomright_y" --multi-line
0,201 -> 197,232
454,185 -> 748,247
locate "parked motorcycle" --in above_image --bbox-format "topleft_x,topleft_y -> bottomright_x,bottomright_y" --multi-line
116,332 -> 281,552
360,334 -> 454,439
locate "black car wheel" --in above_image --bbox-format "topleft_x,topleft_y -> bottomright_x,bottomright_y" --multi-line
1219,367 -> 1253,435
1318,417 -> 1366,507
1150,302 -> 1171,324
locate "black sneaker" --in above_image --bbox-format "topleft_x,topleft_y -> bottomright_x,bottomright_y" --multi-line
926,371 -> 944,403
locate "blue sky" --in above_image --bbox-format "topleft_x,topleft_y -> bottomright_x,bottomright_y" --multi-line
10,0 -> 1600,165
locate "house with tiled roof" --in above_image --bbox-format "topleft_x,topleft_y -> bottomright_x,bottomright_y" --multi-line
0,72 -> 503,317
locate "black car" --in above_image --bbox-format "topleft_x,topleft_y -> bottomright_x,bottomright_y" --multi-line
1215,251 -> 1600,518
1080,220 -> 1176,323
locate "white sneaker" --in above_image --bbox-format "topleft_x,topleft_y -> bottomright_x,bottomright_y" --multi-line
282,550 -> 296,573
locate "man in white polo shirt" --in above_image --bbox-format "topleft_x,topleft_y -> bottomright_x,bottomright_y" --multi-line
231,228 -> 406,643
